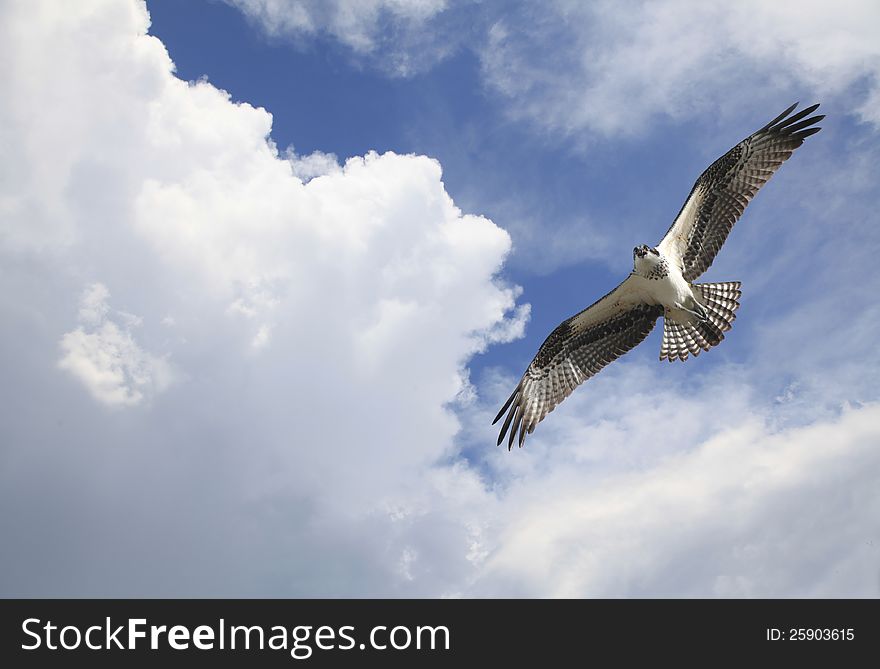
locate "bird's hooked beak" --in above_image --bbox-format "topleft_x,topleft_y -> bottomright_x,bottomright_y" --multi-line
633,245 -> 648,258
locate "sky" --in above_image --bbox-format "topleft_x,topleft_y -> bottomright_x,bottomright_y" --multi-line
1,0 -> 879,597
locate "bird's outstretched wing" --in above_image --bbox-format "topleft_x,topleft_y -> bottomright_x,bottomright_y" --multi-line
658,102 -> 823,282
493,275 -> 663,449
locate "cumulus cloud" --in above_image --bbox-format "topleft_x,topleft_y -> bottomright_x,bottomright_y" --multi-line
0,0 -> 523,594
58,283 -> 174,407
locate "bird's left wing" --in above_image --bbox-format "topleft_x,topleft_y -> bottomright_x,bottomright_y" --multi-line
658,102 -> 823,282
493,274 -> 663,449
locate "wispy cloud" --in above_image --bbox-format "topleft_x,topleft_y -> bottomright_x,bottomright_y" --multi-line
223,0 -> 880,137
224,0 -> 462,76
480,1 -> 880,138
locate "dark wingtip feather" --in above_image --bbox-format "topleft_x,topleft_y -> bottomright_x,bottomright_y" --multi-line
794,126 -> 822,140
776,103 -> 821,130
783,114 -> 824,134
759,102 -> 799,132
492,387 -> 518,425
496,399 -> 517,446
506,405 -> 522,451
760,102 -> 823,135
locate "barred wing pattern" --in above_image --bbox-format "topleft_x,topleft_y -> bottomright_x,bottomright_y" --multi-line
493,276 -> 663,449
658,103 -> 823,282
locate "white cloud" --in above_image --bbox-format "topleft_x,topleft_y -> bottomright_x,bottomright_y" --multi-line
285,146 -> 341,181
479,0 -> 880,138
58,283 -> 174,407
226,0 -> 447,49
0,0 -> 523,593
464,380 -> 880,597
224,0 -> 457,75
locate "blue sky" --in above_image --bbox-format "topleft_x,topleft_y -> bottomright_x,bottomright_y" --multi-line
1,0 -> 879,597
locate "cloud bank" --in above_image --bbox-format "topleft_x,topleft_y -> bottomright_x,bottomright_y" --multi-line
0,0 -> 523,594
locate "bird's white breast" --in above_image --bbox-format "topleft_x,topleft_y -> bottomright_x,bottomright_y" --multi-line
631,254 -> 692,312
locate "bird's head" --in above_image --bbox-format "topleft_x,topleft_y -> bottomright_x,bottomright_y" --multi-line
633,244 -> 661,273
633,244 -> 659,259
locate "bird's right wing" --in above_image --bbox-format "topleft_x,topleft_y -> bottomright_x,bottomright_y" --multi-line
658,102 -> 823,282
493,275 -> 663,449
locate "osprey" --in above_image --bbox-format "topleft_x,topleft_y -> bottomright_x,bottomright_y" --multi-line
494,102 -> 823,449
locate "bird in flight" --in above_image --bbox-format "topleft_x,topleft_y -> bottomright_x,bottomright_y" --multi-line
494,102 -> 823,449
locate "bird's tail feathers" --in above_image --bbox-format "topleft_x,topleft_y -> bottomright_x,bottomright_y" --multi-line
660,281 -> 741,362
